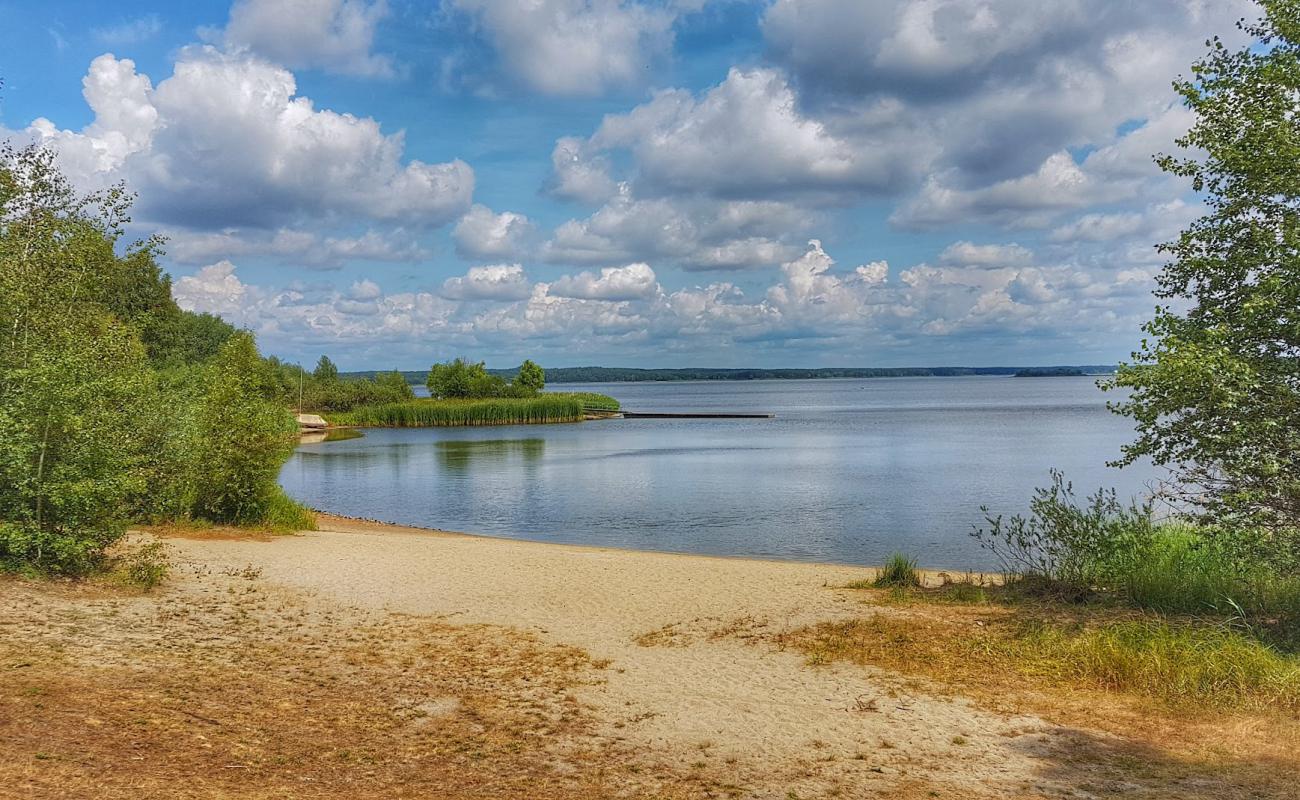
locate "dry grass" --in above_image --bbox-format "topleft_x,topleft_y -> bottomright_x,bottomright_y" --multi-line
781,587 -> 1300,799
0,573 -> 685,800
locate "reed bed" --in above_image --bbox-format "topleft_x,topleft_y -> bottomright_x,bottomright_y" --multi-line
557,391 -> 621,411
329,393 -> 618,427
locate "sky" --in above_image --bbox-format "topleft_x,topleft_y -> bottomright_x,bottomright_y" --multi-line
0,0 -> 1255,370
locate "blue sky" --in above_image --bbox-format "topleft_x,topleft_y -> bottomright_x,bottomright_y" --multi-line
0,0 -> 1254,369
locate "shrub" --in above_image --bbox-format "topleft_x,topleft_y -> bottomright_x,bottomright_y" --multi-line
971,469 -> 1158,590
191,333 -> 300,525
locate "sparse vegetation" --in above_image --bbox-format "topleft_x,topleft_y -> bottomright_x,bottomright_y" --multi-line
112,540 -> 169,591
873,554 -> 921,589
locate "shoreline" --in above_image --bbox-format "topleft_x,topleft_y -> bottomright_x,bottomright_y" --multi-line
300,510 -> 989,582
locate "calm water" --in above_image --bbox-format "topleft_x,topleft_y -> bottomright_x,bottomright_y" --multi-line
279,377 -> 1159,569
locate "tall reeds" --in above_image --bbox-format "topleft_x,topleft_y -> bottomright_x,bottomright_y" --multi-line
328,393 -> 617,427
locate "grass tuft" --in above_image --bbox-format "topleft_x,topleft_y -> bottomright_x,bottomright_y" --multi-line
873,553 -> 921,589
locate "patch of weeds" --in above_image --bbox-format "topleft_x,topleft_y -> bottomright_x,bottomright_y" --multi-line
220,564 -> 263,580
874,554 -> 921,589
112,540 -> 170,592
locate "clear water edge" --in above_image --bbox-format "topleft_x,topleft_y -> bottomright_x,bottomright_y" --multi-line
279,376 -> 1159,571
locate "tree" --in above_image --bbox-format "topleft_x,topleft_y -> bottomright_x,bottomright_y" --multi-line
192,333 -> 299,524
313,355 -> 339,382
513,360 -> 545,395
426,358 -> 505,399
375,369 -> 416,400
1107,1 -> 1300,564
0,144 -> 152,572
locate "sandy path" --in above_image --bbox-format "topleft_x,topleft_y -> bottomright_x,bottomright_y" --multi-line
164,517 -> 1082,797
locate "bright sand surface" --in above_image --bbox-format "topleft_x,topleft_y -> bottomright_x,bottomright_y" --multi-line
162,514 -> 1081,796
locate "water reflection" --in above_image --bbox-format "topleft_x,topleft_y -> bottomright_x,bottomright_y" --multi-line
435,438 -> 545,472
280,377 -> 1158,569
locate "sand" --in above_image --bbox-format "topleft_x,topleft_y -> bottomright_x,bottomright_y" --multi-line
7,515 -> 1289,798
158,516 -> 1084,797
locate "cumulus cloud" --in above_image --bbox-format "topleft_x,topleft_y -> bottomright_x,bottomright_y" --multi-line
449,0 -> 675,96
15,49 -> 473,230
165,227 -> 427,268
549,263 -> 659,301
173,261 -> 259,318
452,204 -> 537,259
585,67 -> 920,201
939,241 -> 1033,268
212,0 -> 394,77
441,264 -> 533,301
546,136 -> 619,204
543,192 -> 815,270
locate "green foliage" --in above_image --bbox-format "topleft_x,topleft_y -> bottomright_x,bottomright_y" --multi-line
874,554 -> 921,588
0,143 -> 312,572
972,470 -> 1159,591
975,472 -> 1300,635
1001,619 -> 1300,712
313,355 -> 339,382
1105,3 -> 1300,561
426,358 -> 507,399
330,395 -> 591,427
191,333 -> 300,525
514,359 -> 545,395
563,392 -> 621,411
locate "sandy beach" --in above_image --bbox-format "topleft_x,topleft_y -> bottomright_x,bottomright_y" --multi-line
2,515 -> 1294,799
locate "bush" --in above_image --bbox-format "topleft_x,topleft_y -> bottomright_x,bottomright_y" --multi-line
191,334 -> 300,525
974,471 -> 1300,630
971,469 -> 1158,590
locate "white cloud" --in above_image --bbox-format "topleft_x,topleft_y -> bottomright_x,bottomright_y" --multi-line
452,204 -> 536,259
173,261 -> 258,318
549,263 -> 658,301
441,264 -> 533,301
93,14 -> 163,45
165,227 -> 427,268
586,67 -> 920,200
546,136 -> 619,204
449,0 -> 675,96
892,152 -> 1121,230
939,241 -> 1033,268
543,192 -> 815,270
213,0 -> 394,77
15,49 -> 473,230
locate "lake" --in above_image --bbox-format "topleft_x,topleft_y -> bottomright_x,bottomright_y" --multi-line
279,376 -> 1160,570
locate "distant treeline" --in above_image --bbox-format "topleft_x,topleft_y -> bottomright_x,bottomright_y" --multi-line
340,365 -> 1116,384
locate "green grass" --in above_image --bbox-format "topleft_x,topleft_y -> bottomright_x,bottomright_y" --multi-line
795,612 -> 1300,712
260,489 -> 318,531
326,393 -> 618,427
556,391 -> 621,412
1002,618 -> 1300,711
873,553 -> 921,588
